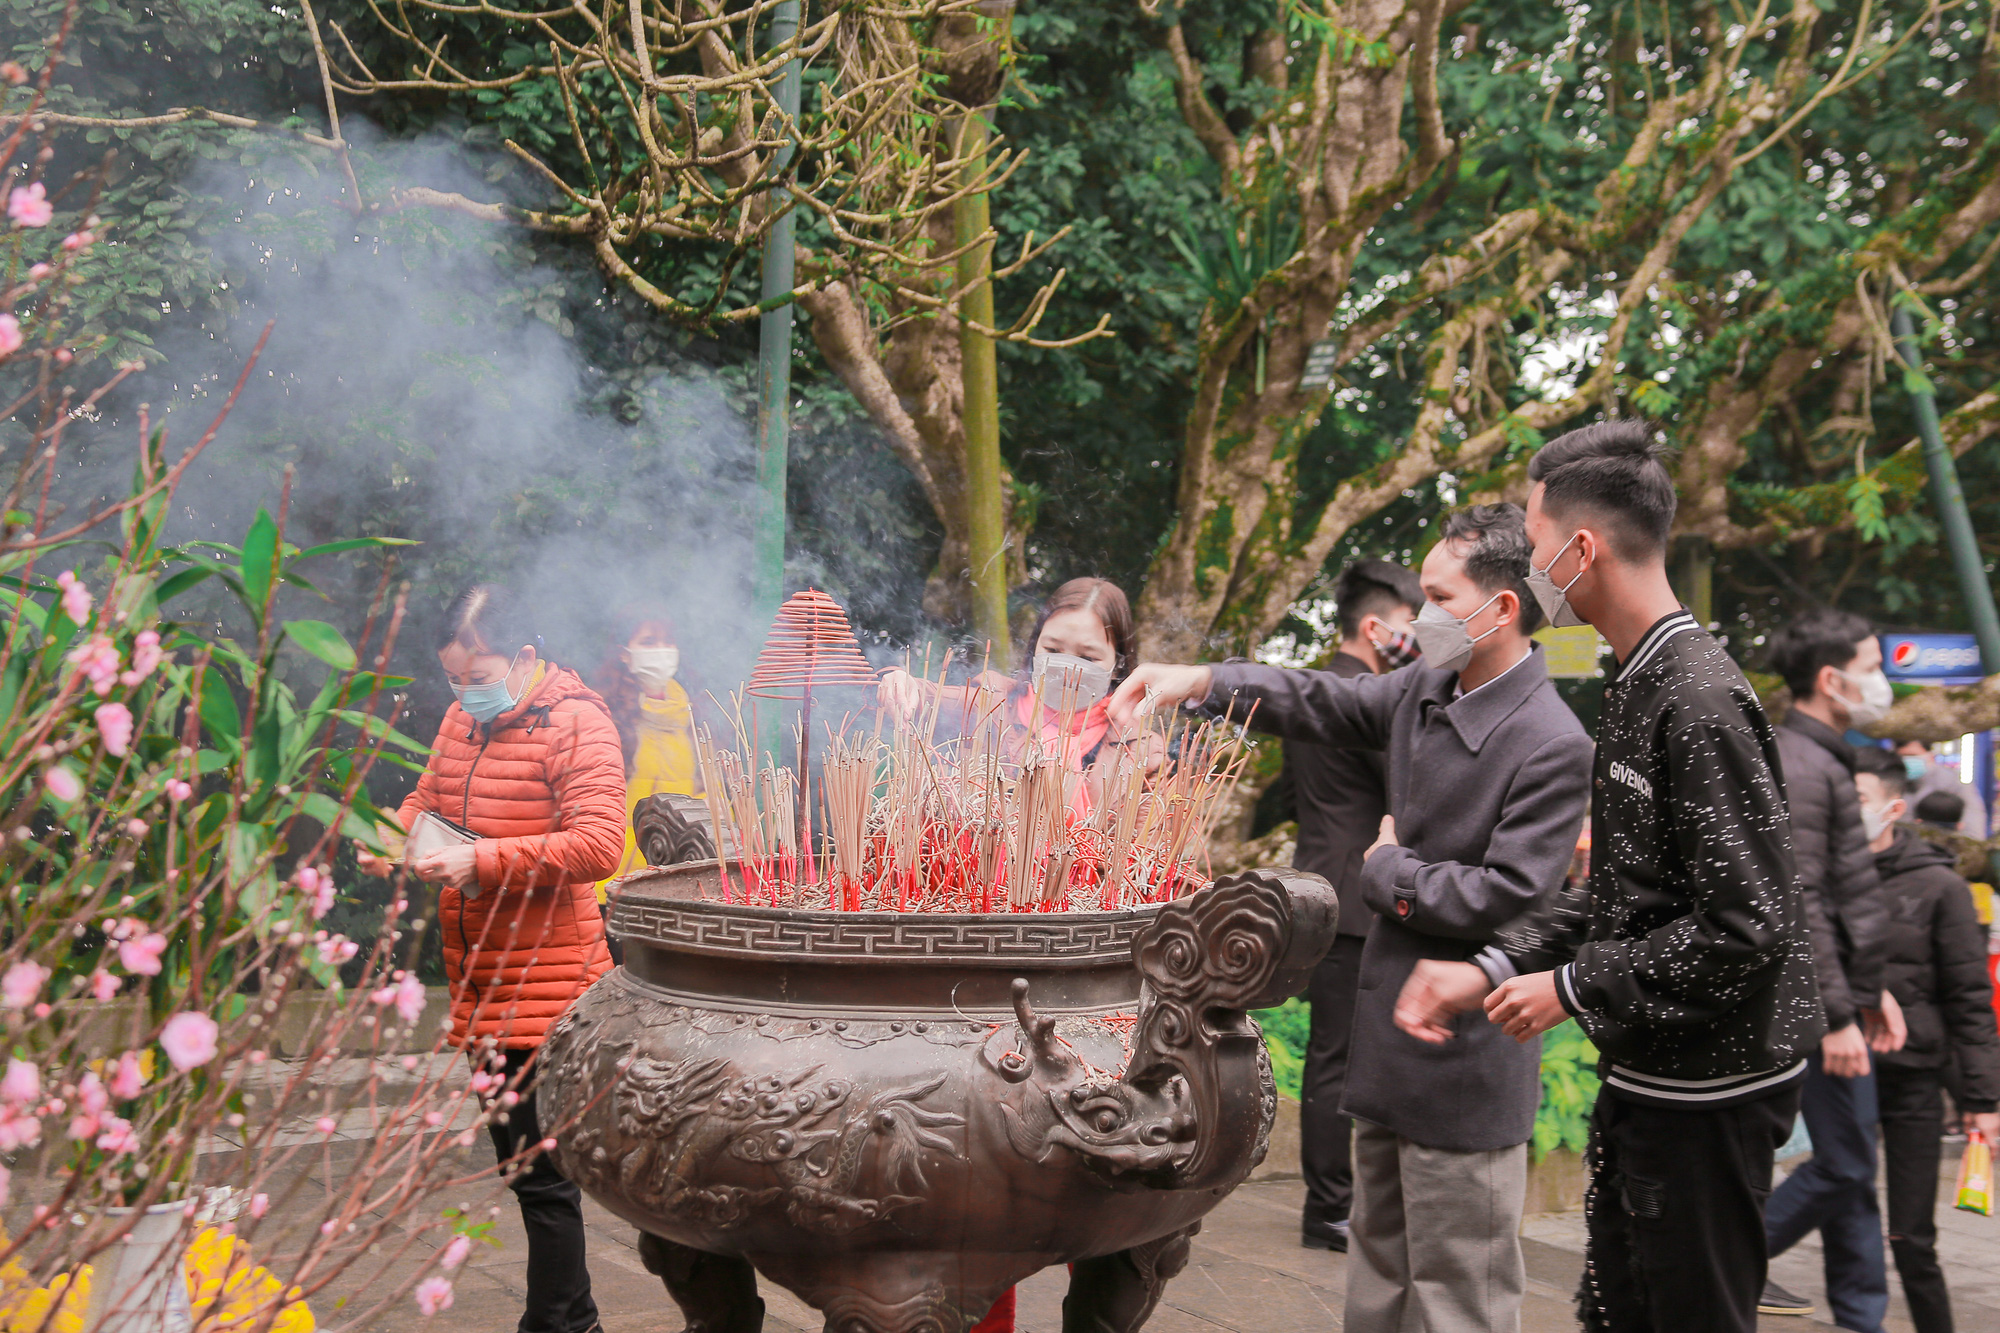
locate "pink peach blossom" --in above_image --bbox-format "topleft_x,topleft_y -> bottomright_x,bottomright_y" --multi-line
298,865 -> 335,918
0,1105 -> 41,1151
415,1277 -> 454,1316
0,314 -> 19,357
249,1193 -> 269,1219
95,701 -> 133,757
42,765 -> 80,803
68,1114 -> 99,1141
395,973 -> 426,1025
118,932 -> 166,976
2,963 -> 47,1010
315,1116 -> 337,1135
160,1011 -> 219,1069
59,230 -> 92,252
165,779 -> 192,802
67,634 -> 119,695
0,62 -> 26,85
110,1051 -> 145,1101
89,970 -> 119,1001
315,935 -> 358,966
441,1235 -> 471,1270
0,1163 -> 10,1208
7,182 -> 51,228
95,1116 -> 134,1155
55,571 -> 90,624
120,630 -> 162,685
2,1060 -> 39,1106
76,1072 -> 107,1117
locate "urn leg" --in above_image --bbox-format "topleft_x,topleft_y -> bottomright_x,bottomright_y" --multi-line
637,1232 -> 766,1333
1060,1224 -> 1198,1333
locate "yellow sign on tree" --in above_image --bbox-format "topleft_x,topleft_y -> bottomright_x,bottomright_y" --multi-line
1535,625 -> 1607,679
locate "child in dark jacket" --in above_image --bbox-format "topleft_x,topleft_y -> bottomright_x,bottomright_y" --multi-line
1853,747 -> 2000,1333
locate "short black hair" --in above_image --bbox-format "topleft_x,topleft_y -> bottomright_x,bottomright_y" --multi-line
1766,608 -> 1873,699
436,584 -> 543,657
1852,745 -> 1908,798
1527,420 -> 1677,559
1332,559 -> 1424,637
1438,503 -> 1545,635
1914,790 -> 1965,828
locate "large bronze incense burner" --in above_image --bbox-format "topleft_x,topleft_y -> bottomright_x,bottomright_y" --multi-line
537,859 -> 1337,1333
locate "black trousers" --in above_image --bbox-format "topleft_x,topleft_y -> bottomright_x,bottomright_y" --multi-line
1766,1052 -> 1890,1332
1577,1085 -> 1800,1333
1301,934 -> 1365,1228
492,1048 -> 601,1333
1877,1065 -> 1955,1333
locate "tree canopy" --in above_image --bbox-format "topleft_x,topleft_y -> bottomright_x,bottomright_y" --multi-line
7,0 -> 1997,686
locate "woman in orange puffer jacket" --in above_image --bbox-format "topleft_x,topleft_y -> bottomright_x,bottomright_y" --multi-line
364,584 -> 623,1333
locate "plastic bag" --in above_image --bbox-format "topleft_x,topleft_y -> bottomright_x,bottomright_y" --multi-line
1957,1130 -> 1993,1216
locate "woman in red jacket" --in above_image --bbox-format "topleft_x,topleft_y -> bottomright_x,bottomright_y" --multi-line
363,584 -> 623,1333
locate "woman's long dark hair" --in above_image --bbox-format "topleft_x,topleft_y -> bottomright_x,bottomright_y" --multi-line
1022,577 -> 1136,685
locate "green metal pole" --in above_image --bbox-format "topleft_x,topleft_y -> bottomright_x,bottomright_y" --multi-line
1892,305 -> 2000,674
754,0 -> 801,620
953,108 -> 1011,664
754,0 -> 800,769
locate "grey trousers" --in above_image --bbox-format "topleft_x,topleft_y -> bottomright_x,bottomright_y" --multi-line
1344,1119 -> 1528,1333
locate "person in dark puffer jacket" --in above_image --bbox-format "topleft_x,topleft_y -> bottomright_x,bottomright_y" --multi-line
1761,610 -> 1904,1330
1853,747 -> 2000,1333
1768,610 -> 1897,1056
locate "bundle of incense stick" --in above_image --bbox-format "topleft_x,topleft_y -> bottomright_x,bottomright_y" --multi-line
689,662 -> 1258,913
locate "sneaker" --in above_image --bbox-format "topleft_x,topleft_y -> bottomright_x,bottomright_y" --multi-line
1301,1218 -> 1349,1253
1758,1279 -> 1816,1317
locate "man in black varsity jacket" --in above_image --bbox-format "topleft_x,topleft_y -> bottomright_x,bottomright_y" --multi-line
1394,421 -> 1823,1333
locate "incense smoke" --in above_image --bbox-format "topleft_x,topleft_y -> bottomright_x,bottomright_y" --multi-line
58,122 -> 936,791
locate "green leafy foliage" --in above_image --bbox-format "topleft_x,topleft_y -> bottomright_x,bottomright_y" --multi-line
1253,997 -> 1309,1101
1534,1020 -> 1602,1162
1256,1000 -> 1601,1164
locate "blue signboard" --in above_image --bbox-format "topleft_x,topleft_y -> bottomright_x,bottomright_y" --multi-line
1881,632 -> 1987,685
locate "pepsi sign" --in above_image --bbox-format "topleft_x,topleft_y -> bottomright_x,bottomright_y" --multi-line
1881,633 -> 1988,684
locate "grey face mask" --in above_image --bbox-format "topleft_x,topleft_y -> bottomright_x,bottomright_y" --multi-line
1032,652 -> 1113,705
1527,532 -> 1589,629
1412,593 -> 1505,675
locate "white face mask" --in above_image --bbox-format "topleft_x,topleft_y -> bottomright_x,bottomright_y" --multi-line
627,646 -> 680,690
1411,593 -> 1505,675
1859,798 -> 1902,843
1526,532 -> 1588,628
1032,651 -> 1113,705
1834,666 -> 1893,727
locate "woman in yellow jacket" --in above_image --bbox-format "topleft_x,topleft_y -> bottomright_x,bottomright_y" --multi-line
590,605 -> 701,947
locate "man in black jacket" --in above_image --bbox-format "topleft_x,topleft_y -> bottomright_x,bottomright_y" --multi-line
1110,506 -> 1592,1333
1853,747 -> 2000,1333
1761,611 -> 1902,1329
1395,421 -> 1822,1333
1282,558 -> 1424,1254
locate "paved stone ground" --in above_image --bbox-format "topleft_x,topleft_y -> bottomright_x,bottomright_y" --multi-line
402,1147 -> 2000,1333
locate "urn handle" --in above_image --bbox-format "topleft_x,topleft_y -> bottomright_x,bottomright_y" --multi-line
1123,867 -> 1338,1192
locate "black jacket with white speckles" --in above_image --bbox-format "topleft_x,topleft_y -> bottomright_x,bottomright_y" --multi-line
1493,610 -> 1826,1107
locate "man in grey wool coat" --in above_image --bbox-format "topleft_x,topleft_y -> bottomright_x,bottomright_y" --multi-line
1111,503 -> 1592,1333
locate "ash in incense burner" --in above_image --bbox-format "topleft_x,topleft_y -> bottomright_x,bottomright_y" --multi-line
538,859 -> 1336,1333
